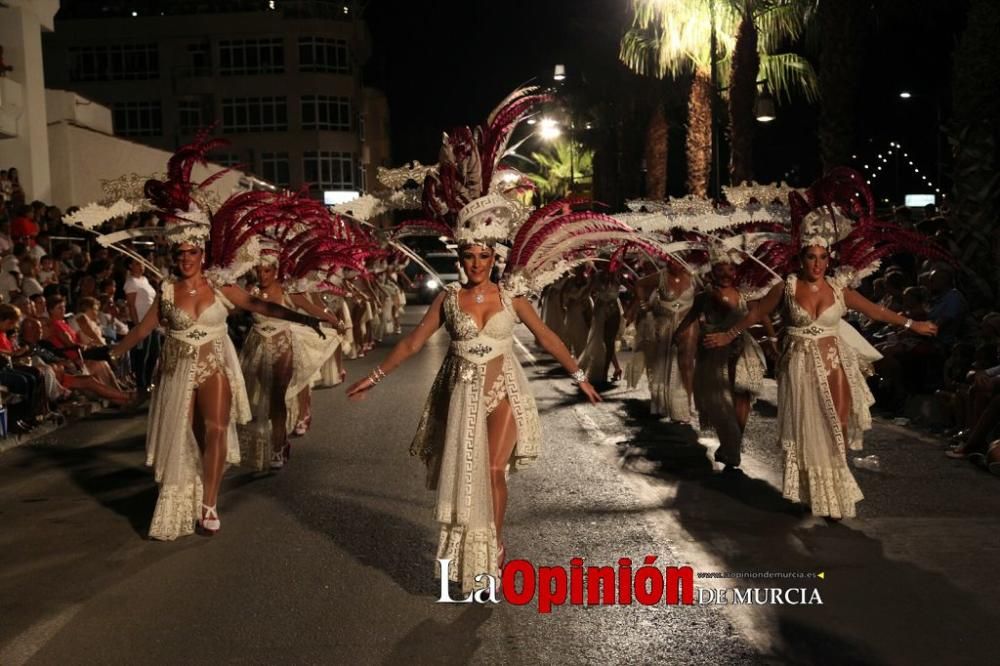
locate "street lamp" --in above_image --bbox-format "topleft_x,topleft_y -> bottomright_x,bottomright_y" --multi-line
899,91 -> 913,99
538,117 -> 561,141
553,64 -> 566,81
754,91 -> 776,123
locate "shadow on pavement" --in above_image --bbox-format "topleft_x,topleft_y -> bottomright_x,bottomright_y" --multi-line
383,605 -> 493,664
608,394 -> 1000,664
285,492 -> 439,596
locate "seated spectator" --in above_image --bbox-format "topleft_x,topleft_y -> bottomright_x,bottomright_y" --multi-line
0,218 -> 12,253
74,296 -> 106,347
20,317 -> 134,408
6,168 -> 24,206
935,342 -> 976,434
37,255 -> 57,286
28,293 -> 46,320
0,304 -> 52,432
0,263 -> 20,303
0,170 -> 12,204
18,257 -> 43,298
947,355 -> 1000,475
928,268 -> 968,348
42,294 -> 122,391
10,204 -> 39,246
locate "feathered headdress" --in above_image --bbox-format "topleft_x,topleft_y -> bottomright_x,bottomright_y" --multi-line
742,168 -> 953,289
69,129 -> 379,287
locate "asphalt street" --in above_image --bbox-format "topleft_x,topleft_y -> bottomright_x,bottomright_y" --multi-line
1,305 -> 998,665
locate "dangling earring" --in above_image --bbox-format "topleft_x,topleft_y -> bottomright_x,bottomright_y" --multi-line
458,263 -> 468,285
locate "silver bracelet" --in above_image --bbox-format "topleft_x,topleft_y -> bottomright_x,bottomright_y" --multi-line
570,368 -> 587,384
903,318 -> 913,330
368,366 -> 386,385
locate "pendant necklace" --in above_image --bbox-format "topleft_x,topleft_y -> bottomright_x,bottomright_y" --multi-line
809,282 -> 820,293
471,285 -> 489,304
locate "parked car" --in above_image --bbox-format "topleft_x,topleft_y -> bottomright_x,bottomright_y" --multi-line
406,251 -> 460,303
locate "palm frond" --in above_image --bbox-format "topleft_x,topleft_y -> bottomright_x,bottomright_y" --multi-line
759,52 -> 819,103
755,0 -> 815,52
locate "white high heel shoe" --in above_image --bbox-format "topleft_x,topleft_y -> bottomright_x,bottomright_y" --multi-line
197,504 -> 221,535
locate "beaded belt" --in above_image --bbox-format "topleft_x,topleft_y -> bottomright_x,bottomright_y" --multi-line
786,324 -> 838,340
167,322 -> 229,346
450,336 -> 511,364
253,321 -> 291,338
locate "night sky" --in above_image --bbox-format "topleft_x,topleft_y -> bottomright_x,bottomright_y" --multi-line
364,0 -> 629,164
364,0 -> 968,197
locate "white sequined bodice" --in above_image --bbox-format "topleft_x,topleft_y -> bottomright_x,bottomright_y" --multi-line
443,284 -> 516,342
786,275 -> 846,328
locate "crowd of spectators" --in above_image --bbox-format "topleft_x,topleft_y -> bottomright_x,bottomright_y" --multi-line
0,171 -> 153,434
842,204 -> 1000,474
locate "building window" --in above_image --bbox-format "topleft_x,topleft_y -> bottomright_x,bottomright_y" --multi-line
218,38 -> 284,75
359,113 -> 366,142
177,99 -> 204,134
112,101 -> 162,137
222,97 -> 288,133
213,153 -> 243,168
298,37 -> 350,73
68,44 -> 159,81
301,95 -> 351,131
303,151 -> 355,190
261,152 -> 291,187
183,42 -> 211,77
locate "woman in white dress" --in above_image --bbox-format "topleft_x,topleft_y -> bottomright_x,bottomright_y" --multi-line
627,263 -> 699,421
341,85 -> 661,591
579,270 -> 624,385
705,171 -> 943,517
286,288 -> 343,436
347,242 -> 601,591
111,242 -> 327,539
707,246 -> 936,517
561,270 -> 593,358
239,262 -> 294,470
316,292 -> 352,387
540,275 -> 569,342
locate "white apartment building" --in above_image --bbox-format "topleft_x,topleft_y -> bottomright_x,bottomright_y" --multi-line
41,0 -> 391,201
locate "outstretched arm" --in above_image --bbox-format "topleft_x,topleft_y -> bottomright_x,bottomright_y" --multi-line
843,288 -> 938,336
703,282 -> 784,348
111,296 -> 161,358
220,284 -> 326,337
345,290 -> 447,399
289,292 -> 342,328
513,296 -> 601,404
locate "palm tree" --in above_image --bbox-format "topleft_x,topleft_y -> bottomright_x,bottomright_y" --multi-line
620,0 -> 818,195
526,139 -> 595,202
727,0 -> 818,185
645,103 -> 669,198
620,0 -> 733,198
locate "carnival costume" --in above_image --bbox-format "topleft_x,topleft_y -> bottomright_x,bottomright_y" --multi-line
626,271 -> 697,420
578,273 -> 623,385
356,87 -> 678,591
68,132 -> 357,538
740,168 -> 951,517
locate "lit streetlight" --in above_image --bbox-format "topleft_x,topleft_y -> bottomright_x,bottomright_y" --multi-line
899,91 -> 913,99
754,91 -> 776,123
538,117 -> 561,141
553,64 -> 566,82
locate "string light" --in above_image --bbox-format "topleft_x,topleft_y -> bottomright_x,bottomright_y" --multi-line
853,139 -> 944,198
